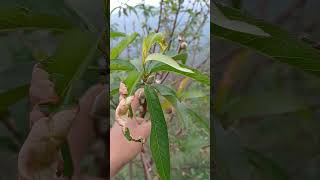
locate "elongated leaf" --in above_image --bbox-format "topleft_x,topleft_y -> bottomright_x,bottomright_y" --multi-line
212,4 -> 270,36
152,84 -> 177,97
146,53 -> 193,73
142,32 -> 167,62
165,51 -> 188,64
110,31 -> 126,39
110,59 -> 136,72
219,92 -> 307,125
0,84 -> 29,112
110,88 -> 119,97
42,29 -> 99,177
0,8 -> 73,32
212,3 -> 320,77
124,70 -> 143,96
43,29 -> 99,108
110,32 -> 139,59
181,89 -> 207,99
61,142 -> 73,177
148,62 -> 210,85
153,84 -> 209,134
145,85 -> 170,180
172,52 -> 188,64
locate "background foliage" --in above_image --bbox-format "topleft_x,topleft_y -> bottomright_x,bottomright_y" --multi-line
213,0 -> 320,179
0,0 -> 105,178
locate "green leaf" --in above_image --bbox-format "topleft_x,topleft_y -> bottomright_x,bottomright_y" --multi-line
219,92 -> 307,127
164,51 -> 188,64
153,84 -> 209,134
186,108 -> 210,134
110,32 -> 139,59
123,70 -> 143,96
0,8 -> 73,32
41,29 -> 99,177
0,84 -> 29,112
181,89 -> 207,99
42,29 -> 99,108
110,88 -> 119,97
152,84 -> 177,97
146,53 -> 193,73
212,4 -> 270,37
110,59 -> 137,72
142,32 -> 167,63
172,52 -> 188,64
212,3 -> 320,77
148,62 -> 210,85
110,31 -> 126,39
61,142 -> 73,177
145,85 -> 170,180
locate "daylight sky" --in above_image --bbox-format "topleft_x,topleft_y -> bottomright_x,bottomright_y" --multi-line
110,0 -> 160,11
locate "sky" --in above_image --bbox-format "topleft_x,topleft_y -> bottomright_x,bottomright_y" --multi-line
110,0 -> 160,11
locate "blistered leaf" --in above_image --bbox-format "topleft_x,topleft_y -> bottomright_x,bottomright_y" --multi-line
142,32 -> 167,63
18,109 -> 76,179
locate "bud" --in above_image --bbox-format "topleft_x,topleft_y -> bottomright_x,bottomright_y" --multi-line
180,42 -> 188,49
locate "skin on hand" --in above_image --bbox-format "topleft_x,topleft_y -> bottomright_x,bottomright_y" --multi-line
110,118 -> 151,177
110,83 -> 151,178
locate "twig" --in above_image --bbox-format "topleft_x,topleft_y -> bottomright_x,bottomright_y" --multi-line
167,0 -> 182,50
129,161 -> 134,180
153,0 -> 164,53
140,149 -> 152,180
156,0 -> 164,33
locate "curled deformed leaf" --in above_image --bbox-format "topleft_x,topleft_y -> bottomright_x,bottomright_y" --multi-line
142,32 -> 167,63
18,109 -> 76,179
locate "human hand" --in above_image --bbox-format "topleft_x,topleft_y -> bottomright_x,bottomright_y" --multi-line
110,84 -> 151,178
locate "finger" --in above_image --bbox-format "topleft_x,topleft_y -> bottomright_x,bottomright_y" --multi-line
67,84 -> 104,174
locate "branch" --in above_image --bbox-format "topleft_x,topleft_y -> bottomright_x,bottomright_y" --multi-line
140,151 -> 152,180
153,0 -> 164,53
167,0 -> 182,50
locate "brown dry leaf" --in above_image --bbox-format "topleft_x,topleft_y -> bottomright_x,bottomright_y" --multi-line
29,64 -> 59,106
18,109 -> 76,180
